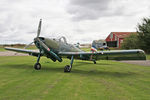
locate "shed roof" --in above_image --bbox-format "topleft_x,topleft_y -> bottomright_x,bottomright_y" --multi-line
111,32 -> 136,38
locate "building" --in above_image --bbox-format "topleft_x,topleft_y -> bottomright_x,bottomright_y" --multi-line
105,32 -> 136,48
92,39 -> 107,49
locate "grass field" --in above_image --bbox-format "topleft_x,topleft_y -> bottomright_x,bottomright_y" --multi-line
0,56 -> 150,100
146,54 -> 150,60
0,47 -> 5,51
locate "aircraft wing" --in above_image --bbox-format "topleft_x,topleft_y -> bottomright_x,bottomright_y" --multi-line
59,49 -> 146,60
4,47 -> 43,57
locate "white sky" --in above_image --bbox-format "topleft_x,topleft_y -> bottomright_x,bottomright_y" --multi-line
0,0 -> 150,44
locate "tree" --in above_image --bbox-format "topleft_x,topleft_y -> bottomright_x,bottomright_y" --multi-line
121,34 -> 139,49
137,17 -> 150,53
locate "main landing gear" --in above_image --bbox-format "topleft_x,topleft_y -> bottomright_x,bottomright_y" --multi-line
34,63 -> 41,70
64,56 -> 74,72
34,53 -> 41,70
93,59 -> 96,64
33,54 -> 96,72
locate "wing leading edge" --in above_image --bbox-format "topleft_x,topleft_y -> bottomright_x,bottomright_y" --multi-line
4,47 -> 43,57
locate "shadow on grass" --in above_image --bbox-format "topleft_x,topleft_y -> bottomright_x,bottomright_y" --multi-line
75,61 -> 111,66
1,63 -> 137,78
74,62 -> 111,68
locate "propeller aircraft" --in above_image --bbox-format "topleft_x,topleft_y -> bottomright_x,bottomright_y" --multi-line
5,19 -> 146,72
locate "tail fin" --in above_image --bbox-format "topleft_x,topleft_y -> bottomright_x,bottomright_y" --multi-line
91,45 -> 97,52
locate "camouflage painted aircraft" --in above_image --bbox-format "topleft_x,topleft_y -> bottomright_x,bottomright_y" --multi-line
5,19 -> 146,72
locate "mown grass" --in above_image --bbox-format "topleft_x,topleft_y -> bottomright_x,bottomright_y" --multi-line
0,47 -> 5,51
0,56 -> 150,100
146,54 -> 150,60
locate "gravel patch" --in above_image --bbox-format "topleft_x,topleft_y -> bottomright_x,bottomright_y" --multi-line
119,60 -> 150,66
0,51 -> 28,56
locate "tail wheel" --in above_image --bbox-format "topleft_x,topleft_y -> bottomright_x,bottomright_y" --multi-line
34,63 -> 41,70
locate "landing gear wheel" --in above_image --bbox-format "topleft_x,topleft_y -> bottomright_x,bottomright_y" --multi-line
64,65 -> 71,72
93,60 -> 96,64
34,63 -> 41,70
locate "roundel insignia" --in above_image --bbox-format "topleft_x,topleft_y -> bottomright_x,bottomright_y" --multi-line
47,48 -> 50,51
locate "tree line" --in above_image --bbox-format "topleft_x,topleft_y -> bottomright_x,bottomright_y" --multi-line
121,17 -> 150,53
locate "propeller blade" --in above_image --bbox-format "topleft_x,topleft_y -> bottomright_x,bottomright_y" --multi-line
37,38 -> 50,51
24,42 -> 34,49
37,19 -> 42,37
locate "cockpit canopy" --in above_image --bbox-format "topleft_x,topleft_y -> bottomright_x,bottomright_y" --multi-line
59,36 -> 67,43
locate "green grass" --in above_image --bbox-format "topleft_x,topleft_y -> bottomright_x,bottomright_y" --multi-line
0,48 -> 5,51
0,46 -> 5,51
0,56 -> 150,100
146,54 -> 150,60
81,48 -> 91,51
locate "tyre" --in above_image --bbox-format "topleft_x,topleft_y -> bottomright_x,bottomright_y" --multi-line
34,63 -> 41,70
64,65 -> 71,72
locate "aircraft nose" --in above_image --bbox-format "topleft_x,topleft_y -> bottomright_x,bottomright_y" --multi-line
34,37 -> 45,45
34,37 -> 46,49
34,37 -> 45,42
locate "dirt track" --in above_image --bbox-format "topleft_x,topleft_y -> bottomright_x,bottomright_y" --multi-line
0,51 -> 28,56
119,60 -> 150,66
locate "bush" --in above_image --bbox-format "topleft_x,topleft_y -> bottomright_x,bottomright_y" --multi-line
121,34 -> 139,49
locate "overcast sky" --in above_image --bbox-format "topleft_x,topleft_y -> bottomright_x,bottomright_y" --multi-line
0,0 -> 150,44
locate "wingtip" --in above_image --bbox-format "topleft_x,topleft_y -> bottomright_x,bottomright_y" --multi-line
4,47 -> 10,50
4,47 -> 9,49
